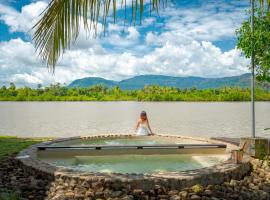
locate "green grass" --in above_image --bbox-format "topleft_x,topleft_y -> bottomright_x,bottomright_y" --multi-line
0,136 -> 48,161
0,191 -> 18,200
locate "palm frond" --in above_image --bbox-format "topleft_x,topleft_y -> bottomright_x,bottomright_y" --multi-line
33,0 -> 161,71
259,0 -> 270,12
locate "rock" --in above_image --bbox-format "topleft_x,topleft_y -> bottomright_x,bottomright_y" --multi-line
214,185 -> 221,191
169,195 -> 180,200
206,185 -> 213,190
85,190 -> 94,197
190,194 -> 201,200
158,194 -> 168,199
121,195 -> 134,200
259,191 -> 269,199
91,181 -> 102,189
55,185 -> 65,191
74,193 -> 84,199
110,191 -> 122,198
154,184 -> 162,190
179,191 -> 188,198
229,179 -> 238,187
168,190 -> 179,196
112,181 -> 124,190
50,193 -> 65,200
262,185 -> 270,192
95,191 -> 104,198
204,190 -> 212,196
248,183 -> 255,188
223,182 -> 230,187
64,192 -> 74,198
149,189 -> 155,196
265,166 -> 270,172
260,173 -> 266,179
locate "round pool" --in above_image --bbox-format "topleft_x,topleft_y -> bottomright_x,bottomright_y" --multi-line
38,135 -> 229,174
16,134 -> 250,192
41,154 -> 229,174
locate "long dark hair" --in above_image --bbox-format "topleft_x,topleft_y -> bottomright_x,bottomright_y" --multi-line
140,111 -> 147,120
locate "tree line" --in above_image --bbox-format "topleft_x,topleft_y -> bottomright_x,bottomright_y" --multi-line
0,83 -> 269,101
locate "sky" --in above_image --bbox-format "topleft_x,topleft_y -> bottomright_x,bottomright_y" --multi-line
0,0 -> 251,87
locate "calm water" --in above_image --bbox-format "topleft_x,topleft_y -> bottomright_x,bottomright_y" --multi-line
0,102 -> 269,138
41,155 -> 228,173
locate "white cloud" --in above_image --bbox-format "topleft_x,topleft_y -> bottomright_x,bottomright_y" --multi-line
160,1 -> 248,42
0,0 -> 250,87
10,73 -> 43,85
0,1 -> 47,33
126,27 -> 140,40
0,36 -> 249,87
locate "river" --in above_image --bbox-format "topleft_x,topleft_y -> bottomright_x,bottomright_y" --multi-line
0,102 -> 269,138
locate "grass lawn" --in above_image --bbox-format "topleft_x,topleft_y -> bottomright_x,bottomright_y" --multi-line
0,136 -> 48,161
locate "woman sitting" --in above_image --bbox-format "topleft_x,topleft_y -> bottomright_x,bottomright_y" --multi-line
135,111 -> 154,136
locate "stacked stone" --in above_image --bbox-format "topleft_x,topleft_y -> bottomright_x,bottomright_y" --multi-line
45,158 -> 270,200
0,157 -> 50,200
1,157 -> 270,200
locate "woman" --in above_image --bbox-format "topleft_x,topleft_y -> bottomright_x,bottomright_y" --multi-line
135,111 -> 154,136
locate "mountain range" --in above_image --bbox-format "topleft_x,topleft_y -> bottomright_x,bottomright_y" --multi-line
68,73 -> 251,90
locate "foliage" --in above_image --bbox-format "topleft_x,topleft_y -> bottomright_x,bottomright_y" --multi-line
0,136 -> 47,161
236,3 -> 270,82
192,184 -> 203,193
0,83 -> 270,102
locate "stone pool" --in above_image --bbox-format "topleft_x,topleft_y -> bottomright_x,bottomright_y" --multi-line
16,134 -> 250,193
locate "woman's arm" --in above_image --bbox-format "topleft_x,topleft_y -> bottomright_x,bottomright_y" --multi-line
146,119 -> 154,135
135,120 -> 140,132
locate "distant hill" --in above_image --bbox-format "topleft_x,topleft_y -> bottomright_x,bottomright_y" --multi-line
69,77 -> 117,88
68,73 -> 251,90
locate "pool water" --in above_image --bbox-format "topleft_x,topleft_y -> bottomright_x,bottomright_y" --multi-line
41,154 -> 228,174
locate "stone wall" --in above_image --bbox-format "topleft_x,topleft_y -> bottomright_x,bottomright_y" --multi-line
44,162 -> 251,200
3,156 -> 270,200
15,135 -> 257,200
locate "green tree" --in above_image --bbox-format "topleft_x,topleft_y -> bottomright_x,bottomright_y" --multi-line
9,83 -> 17,97
37,84 -> 42,89
236,3 -> 270,82
9,83 -> 16,91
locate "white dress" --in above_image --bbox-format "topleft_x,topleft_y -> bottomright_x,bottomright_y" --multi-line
137,123 -> 150,136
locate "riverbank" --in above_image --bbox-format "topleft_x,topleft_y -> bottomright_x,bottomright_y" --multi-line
1,85 -> 270,101
0,136 -> 270,199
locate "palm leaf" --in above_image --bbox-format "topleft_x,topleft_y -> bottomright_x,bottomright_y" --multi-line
33,0 -> 161,71
259,0 -> 270,12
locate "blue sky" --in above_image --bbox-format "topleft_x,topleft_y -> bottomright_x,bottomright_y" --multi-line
0,0 -> 250,87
